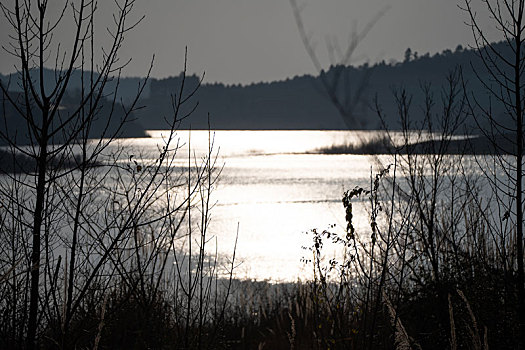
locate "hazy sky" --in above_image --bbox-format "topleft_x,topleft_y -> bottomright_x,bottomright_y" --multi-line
0,0 -> 502,85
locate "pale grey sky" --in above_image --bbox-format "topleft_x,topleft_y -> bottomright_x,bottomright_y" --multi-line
0,0 -> 501,84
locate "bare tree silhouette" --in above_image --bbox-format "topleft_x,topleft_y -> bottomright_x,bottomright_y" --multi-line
460,0 -> 525,346
0,1 -> 233,349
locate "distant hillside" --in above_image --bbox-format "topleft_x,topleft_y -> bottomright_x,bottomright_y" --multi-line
139,74 -> 349,130
0,70 -> 149,106
0,90 -> 147,145
134,42 -> 508,131
1,42 -> 512,131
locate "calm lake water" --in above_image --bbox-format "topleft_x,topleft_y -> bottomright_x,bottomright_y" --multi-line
120,130 -> 392,282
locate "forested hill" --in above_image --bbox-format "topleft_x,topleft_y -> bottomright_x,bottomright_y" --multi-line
135,42 -> 505,131
1,42 -> 511,131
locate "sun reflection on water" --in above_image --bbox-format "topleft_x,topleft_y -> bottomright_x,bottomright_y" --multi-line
115,130 -> 396,281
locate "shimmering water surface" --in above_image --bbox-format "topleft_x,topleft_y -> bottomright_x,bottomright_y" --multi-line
118,130 -> 487,282
116,130 -> 388,281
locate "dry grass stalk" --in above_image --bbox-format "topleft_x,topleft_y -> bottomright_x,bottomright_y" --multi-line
383,292 -> 414,350
287,311 -> 296,350
448,293 -> 457,350
457,289 -> 488,350
92,294 -> 109,350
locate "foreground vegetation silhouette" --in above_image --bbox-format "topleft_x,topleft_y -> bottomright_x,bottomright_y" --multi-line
1,0 -> 525,349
